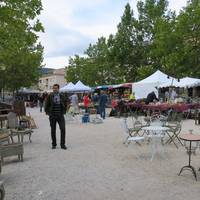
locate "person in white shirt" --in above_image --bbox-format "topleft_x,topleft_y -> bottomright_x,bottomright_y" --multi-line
69,93 -> 79,114
170,88 -> 177,101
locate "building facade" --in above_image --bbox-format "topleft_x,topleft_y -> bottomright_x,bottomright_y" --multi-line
38,68 -> 66,92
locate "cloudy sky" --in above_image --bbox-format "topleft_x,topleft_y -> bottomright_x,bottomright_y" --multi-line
39,0 -> 187,69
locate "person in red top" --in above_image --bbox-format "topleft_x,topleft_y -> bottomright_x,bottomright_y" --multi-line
109,98 -> 118,116
83,93 -> 90,113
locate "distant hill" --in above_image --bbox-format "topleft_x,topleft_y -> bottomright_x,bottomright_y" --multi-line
39,68 -> 54,75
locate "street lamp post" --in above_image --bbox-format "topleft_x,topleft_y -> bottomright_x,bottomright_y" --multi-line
0,65 -> 6,102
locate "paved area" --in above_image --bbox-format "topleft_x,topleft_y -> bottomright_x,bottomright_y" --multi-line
2,108 -> 200,200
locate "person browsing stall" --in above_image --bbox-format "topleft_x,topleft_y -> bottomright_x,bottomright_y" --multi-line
145,91 -> 159,104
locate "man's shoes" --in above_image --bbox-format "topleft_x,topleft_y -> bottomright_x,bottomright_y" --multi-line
52,146 -> 56,149
61,145 -> 67,150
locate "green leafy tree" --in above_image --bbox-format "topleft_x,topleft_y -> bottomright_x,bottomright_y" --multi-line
0,0 -> 44,91
66,0 -> 200,86
67,37 -> 115,86
113,3 -> 138,82
152,0 -> 200,78
136,0 -> 169,73
174,0 -> 200,77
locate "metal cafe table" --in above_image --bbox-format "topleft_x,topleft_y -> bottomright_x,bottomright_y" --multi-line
178,133 -> 200,181
141,126 -> 169,161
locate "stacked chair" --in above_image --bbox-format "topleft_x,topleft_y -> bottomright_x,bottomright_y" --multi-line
0,110 -> 35,200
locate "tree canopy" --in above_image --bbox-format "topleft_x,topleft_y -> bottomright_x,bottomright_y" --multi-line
0,0 -> 44,91
66,0 -> 200,86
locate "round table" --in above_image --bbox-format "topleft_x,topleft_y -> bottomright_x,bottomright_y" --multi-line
142,126 -> 169,132
178,133 -> 200,181
142,126 -> 169,161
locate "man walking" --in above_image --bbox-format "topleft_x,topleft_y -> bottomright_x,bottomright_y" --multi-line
99,90 -> 108,119
38,94 -> 44,112
45,84 -> 67,150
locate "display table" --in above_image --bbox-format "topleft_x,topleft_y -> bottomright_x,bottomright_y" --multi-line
178,133 -> 200,181
124,102 -> 200,114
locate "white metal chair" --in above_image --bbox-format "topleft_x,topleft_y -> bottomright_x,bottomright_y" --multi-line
121,118 -> 144,146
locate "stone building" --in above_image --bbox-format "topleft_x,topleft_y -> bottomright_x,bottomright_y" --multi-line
38,68 -> 66,92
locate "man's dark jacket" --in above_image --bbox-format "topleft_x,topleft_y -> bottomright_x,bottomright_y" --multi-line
99,94 -> 108,107
145,92 -> 158,104
45,93 -> 67,115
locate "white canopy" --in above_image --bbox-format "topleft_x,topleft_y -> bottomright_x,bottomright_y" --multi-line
158,79 -> 180,88
178,77 -> 200,88
133,70 -> 173,99
72,81 -> 91,92
60,81 -> 91,92
159,77 -> 200,88
60,82 -> 75,92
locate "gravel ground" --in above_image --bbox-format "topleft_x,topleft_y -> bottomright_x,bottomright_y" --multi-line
1,107 -> 200,200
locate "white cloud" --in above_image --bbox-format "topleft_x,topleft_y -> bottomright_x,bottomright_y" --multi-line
43,56 -> 69,69
72,25 -> 117,39
168,0 -> 187,13
39,0 -> 187,69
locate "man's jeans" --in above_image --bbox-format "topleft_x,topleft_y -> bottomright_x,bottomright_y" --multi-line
49,115 -> 65,146
99,106 -> 106,119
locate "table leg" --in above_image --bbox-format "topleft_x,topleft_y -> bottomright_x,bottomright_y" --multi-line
179,165 -> 197,181
178,141 -> 197,181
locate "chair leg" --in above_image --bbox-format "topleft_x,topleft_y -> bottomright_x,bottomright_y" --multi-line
0,181 -> 5,200
21,134 -> 24,143
0,160 -> 2,174
173,132 -> 183,146
123,136 -> 129,145
20,154 -> 23,162
18,135 -> 20,143
135,141 -> 142,146
10,136 -> 14,144
29,133 -> 32,143
1,157 -> 4,165
165,132 -> 178,148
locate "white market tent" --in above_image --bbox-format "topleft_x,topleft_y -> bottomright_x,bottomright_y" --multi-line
60,82 -> 75,92
133,70 -> 173,99
60,81 -> 91,92
158,78 -> 180,88
72,81 -> 92,92
159,77 -> 200,88
178,77 -> 200,88
62,81 -> 92,93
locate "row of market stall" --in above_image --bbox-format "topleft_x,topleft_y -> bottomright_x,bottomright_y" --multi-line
17,70 -> 200,101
